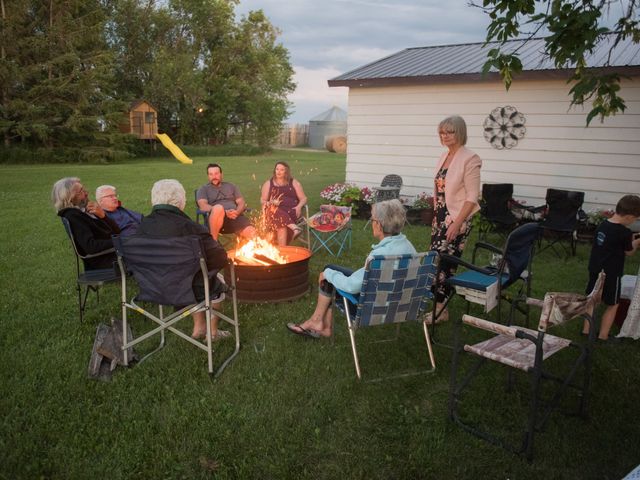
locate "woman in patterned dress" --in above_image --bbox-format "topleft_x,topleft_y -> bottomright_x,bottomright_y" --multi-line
426,116 -> 482,323
261,161 -> 307,245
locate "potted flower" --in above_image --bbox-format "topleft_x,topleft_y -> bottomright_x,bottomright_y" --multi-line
320,182 -> 369,216
409,192 -> 435,225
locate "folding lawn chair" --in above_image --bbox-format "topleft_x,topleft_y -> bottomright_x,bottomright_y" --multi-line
194,189 -> 208,226
308,205 -> 352,257
114,234 -> 240,377
479,183 -> 519,240
432,222 -> 541,331
539,188 -> 585,258
448,272 -> 605,461
61,217 -> 119,323
335,251 -> 439,381
292,204 -> 311,249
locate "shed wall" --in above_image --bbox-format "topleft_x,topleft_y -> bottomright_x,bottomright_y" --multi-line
344,79 -> 640,211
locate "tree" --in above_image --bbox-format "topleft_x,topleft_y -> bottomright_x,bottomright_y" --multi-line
0,0 -> 127,159
476,0 -> 639,124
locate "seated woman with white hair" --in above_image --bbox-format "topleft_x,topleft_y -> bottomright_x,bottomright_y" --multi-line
136,179 -> 230,340
287,199 -> 416,338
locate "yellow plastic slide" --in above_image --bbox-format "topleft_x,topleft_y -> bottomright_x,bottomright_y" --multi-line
155,133 -> 193,164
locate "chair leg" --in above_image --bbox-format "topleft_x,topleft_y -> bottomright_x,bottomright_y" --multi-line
422,321 -> 436,370
79,284 -> 96,323
524,370 -> 543,461
77,283 -> 84,323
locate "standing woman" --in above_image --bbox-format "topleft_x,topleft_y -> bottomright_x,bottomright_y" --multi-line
261,161 -> 307,245
427,116 -> 482,323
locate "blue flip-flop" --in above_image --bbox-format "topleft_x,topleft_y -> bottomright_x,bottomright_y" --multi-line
286,322 -> 320,339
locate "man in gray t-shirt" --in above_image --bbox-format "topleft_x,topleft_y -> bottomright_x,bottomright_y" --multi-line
196,163 -> 256,241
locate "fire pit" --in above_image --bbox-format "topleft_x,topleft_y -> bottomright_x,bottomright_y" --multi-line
224,244 -> 312,303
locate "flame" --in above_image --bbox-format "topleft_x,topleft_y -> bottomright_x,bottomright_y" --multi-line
235,237 -> 287,265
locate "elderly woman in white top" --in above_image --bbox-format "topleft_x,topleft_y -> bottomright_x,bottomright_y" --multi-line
426,115 -> 482,323
287,199 -> 416,338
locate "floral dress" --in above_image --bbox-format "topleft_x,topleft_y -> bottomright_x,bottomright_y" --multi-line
266,179 -> 299,230
430,167 -> 473,302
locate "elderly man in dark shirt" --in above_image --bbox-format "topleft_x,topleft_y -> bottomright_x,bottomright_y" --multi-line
137,179 -> 230,340
96,185 -> 143,236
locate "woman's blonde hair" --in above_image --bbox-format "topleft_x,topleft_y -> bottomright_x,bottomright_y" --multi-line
438,115 -> 467,146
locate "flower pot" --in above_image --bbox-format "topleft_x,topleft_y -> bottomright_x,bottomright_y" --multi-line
420,209 -> 434,225
352,201 -> 371,219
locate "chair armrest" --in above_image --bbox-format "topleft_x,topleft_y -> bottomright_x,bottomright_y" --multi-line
336,289 -> 359,305
463,314 -> 540,343
474,241 -> 502,255
462,314 -> 519,337
82,247 -> 116,260
440,253 -> 494,276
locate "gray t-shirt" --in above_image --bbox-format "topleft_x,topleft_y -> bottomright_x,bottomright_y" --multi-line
197,182 -> 242,211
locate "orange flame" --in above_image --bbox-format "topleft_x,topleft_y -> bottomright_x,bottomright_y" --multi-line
235,237 -> 287,265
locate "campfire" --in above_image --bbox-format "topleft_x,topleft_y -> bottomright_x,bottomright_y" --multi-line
233,237 -> 288,266
225,239 -> 312,304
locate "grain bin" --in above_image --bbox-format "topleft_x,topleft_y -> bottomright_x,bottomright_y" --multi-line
308,106 -> 347,149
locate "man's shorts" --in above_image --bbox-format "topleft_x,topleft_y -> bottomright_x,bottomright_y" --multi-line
220,214 -> 252,235
586,271 -> 621,306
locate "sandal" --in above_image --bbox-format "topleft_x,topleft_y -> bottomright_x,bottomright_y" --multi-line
286,322 -> 320,339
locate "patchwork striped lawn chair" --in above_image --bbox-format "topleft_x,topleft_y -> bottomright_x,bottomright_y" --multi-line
308,205 -> 352,257
448,271 -> 605,461
335,251 -> 439,381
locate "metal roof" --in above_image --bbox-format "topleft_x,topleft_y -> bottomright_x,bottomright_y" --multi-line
310,105 -> 348,122
329,35 -> 640,87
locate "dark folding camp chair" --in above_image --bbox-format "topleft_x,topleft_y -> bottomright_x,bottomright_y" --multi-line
448,272 -> 604,461
61,217 -> 119,323
335,251 -> 439,381
479,183 -> 519,240
539,188 -> 585,257
432,222 -> 541,331
194,189 -> 208,226
114,235 -> 240,377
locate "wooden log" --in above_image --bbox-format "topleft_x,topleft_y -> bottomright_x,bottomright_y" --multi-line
88,323 -> 111,380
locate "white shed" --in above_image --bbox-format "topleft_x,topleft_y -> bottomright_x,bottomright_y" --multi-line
328,35 -> 640,211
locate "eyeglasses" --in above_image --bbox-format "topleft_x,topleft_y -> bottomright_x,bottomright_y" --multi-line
102,194 -> 118,199
439,130 -> 455,136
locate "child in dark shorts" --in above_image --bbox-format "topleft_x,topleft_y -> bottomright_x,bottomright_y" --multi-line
583,195 -> 640,343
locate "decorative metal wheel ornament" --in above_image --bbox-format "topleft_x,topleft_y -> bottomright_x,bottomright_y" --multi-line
483,106 -> 526,149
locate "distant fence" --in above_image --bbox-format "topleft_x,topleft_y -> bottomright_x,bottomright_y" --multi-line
275,124 -> 309,147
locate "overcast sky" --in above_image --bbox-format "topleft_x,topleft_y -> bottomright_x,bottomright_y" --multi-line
235,0 -> 492,123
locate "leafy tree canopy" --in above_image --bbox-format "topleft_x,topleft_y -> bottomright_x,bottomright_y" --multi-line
1,0 -> 295,160
476,0 -> 639,124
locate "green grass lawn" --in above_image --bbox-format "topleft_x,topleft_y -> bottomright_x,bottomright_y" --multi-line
1,149 -> 639,479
